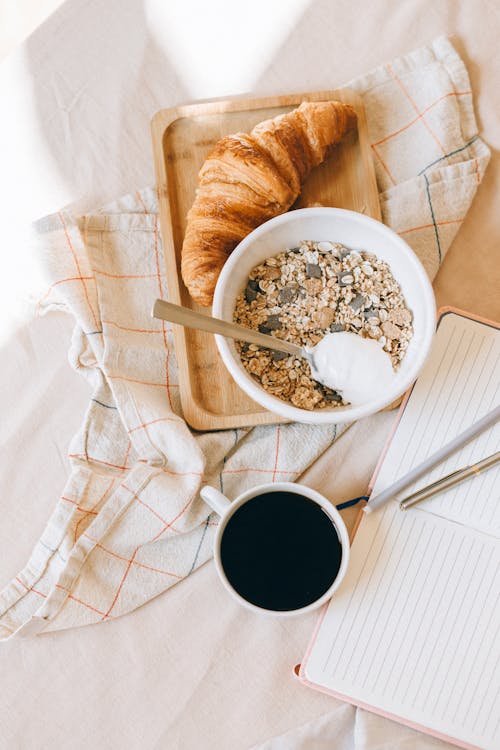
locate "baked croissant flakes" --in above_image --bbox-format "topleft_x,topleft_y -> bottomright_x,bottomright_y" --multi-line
181,101 -> 357,306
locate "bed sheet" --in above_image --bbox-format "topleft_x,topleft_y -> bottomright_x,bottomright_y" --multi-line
0,0 -> 498,747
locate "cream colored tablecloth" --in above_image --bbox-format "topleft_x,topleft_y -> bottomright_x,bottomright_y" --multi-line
0,0 -> 499,747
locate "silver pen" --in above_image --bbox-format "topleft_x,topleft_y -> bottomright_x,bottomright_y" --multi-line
399,450 -> 500,510
365,405 -> 500,514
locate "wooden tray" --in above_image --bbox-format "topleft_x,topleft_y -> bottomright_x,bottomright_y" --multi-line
151,90 -> 381,431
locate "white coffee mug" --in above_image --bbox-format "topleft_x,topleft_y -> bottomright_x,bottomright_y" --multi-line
200,481 -> 350,616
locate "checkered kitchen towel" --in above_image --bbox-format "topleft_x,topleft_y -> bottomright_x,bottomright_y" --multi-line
0,37 -> 489,638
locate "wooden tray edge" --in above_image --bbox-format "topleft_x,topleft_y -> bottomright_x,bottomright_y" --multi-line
183,398 -> 290,432
152,88 -> 360,134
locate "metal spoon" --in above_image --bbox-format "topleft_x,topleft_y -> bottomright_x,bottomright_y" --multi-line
152,298 -> 307,360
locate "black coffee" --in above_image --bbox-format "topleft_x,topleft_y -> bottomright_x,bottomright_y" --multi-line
220,491 -> 342,611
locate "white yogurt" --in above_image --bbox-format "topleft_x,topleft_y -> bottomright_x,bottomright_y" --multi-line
309,332 -> 395,406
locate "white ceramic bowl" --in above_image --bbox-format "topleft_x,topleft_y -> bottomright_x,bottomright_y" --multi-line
212,207 -> 436,424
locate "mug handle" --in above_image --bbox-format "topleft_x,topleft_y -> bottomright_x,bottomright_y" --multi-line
200,486 -> 232,516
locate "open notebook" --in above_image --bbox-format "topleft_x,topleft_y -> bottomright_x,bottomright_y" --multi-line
299,309 -> 500,750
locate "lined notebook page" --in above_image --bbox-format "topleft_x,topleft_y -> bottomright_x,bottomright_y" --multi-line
371,312 -> 499,536
304,312 -> 500,750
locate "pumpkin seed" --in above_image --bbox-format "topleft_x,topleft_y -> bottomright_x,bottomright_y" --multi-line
305,263 -> 322,278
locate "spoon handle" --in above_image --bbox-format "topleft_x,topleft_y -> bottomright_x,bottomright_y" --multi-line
152,299 -> 303,356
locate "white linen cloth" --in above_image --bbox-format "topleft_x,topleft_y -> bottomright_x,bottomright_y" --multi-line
0,36 -> 489,639
253,703 -> 450,750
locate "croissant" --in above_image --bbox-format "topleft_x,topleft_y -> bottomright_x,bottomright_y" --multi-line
181,101 -> 357,306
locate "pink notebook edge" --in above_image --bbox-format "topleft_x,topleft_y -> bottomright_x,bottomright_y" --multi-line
295,305 -> 499,750
294,664 -> 481,750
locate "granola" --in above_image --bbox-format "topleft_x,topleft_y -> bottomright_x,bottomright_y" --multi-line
233,241 -> 413,410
